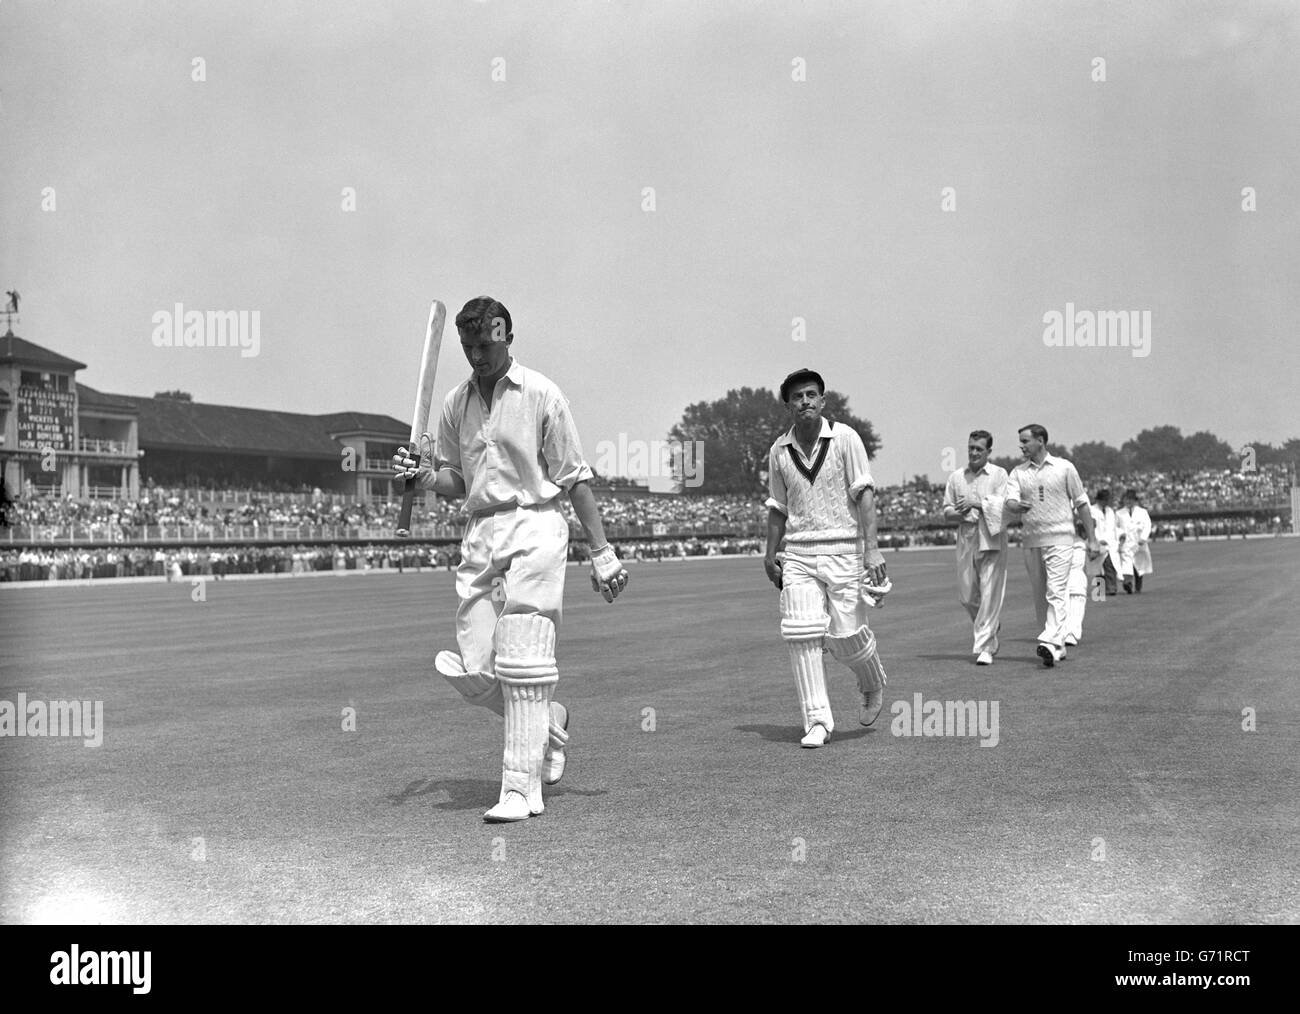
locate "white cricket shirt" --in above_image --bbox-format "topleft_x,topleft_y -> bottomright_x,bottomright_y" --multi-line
434,358 -> 594,515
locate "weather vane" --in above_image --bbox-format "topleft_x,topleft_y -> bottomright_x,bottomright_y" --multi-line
2,289 -> 18,334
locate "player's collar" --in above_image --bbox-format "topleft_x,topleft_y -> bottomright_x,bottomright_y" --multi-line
464,357 -> 524,393
782,419 -> 835,484
777,417 -> 834,446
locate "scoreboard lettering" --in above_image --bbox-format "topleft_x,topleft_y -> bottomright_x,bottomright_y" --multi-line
17,385 -> 76,451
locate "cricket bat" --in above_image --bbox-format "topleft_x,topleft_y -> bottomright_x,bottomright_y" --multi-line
395,300 -> 447,538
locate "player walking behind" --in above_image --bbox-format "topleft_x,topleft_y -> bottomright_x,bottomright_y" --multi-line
941,430 -> 1008,666
1063,519 -> 1098,646
1003,424 -> 1100,667
394,297 -> 629,822
763,369 -> 890,748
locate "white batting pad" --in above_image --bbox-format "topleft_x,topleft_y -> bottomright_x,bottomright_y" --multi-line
494,614 -> 559,685
548,702 -> 570,752
493,615 -> 560,815
780,584 -> 832,733
780,582 -> 829,643
435,649 -> 503,715
497,680 -> 552,814
825,624 -> 888,694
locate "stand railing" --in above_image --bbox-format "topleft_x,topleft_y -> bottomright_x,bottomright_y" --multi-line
78,437 -> 132,454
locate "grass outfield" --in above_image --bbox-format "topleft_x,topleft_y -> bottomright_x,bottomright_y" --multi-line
1,539 -> 1297,924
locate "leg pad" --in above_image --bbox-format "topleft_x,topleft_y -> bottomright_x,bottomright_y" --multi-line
495,614 -> 559,685
780,584 -> 832,733
780,582 -> 829,643
436,650 -> 503,715
494,615 -> 559,815
825,625 -> 888,694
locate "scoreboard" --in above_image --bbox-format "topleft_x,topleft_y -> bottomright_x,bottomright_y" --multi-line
16,384 -> 75,452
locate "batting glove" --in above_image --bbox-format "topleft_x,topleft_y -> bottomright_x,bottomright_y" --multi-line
862,576 -> 893,608
589,544 -> 629,603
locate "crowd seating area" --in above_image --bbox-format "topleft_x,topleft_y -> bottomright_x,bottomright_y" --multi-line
4,513 -> 1288,583
0,466 -> 1291,550
0,545 -> 460,581
1085,466 -> 1291,511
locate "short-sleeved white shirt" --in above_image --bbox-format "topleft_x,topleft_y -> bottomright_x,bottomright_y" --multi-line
435,358 -> 594,515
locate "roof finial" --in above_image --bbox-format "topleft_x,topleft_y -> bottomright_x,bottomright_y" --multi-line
2,290 -> 18,336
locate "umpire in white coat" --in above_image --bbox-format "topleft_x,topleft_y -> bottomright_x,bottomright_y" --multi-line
1117,488 -> 1154,593
1090,488 -> 1122,596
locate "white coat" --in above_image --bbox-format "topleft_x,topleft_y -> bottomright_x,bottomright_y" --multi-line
1090,504 -> 1122,575
1117,505 -> 1153,576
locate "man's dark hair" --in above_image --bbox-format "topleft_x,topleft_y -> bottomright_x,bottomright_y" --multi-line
1018,423 -> 1049,443
1095,488 -> 1111,503
1123,488 -> 1140,502
968,430 -> 993,450
780,368 -> 825,403
456,297 -> 512,340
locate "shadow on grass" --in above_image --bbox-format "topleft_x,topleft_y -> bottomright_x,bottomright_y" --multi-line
547,785 -> 609,799
1015,654 -> 1065,668
388,777 -> 609,811
387,777 -> 497,811
735,723 -> 876,744
917,652 -> 1047,668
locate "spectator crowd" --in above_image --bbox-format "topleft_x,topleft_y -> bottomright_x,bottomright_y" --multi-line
0,465 -> 1291,584
10,465 -> 1286,539
0,544 -> 464,582
5,511 -> 1284,583
1,488 -> 465,540
1084,466 -> 1290,512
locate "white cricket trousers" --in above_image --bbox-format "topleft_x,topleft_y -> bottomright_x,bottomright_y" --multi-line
955,533 -> 1006,655
455,501 -> 570,673
781,552 -> 872,635
1065,541 -> 1088,642
1022,544 -> 1073,650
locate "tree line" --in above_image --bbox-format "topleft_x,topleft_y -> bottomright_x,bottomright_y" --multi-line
593,387 -> 1297,495
989,426 -> 1300,477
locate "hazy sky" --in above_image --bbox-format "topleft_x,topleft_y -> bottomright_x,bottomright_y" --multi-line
4,0 -> 1298,483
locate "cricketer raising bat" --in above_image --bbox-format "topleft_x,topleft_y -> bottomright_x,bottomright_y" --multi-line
395,300 -> 447,538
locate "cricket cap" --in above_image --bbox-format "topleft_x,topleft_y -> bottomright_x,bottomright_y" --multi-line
780,368 -> 825,403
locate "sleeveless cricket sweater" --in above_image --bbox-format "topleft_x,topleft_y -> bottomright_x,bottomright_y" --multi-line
766,419 -> 874,556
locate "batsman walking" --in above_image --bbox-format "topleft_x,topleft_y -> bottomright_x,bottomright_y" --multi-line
394,297 -> 629,822
763,369 -> 890,748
